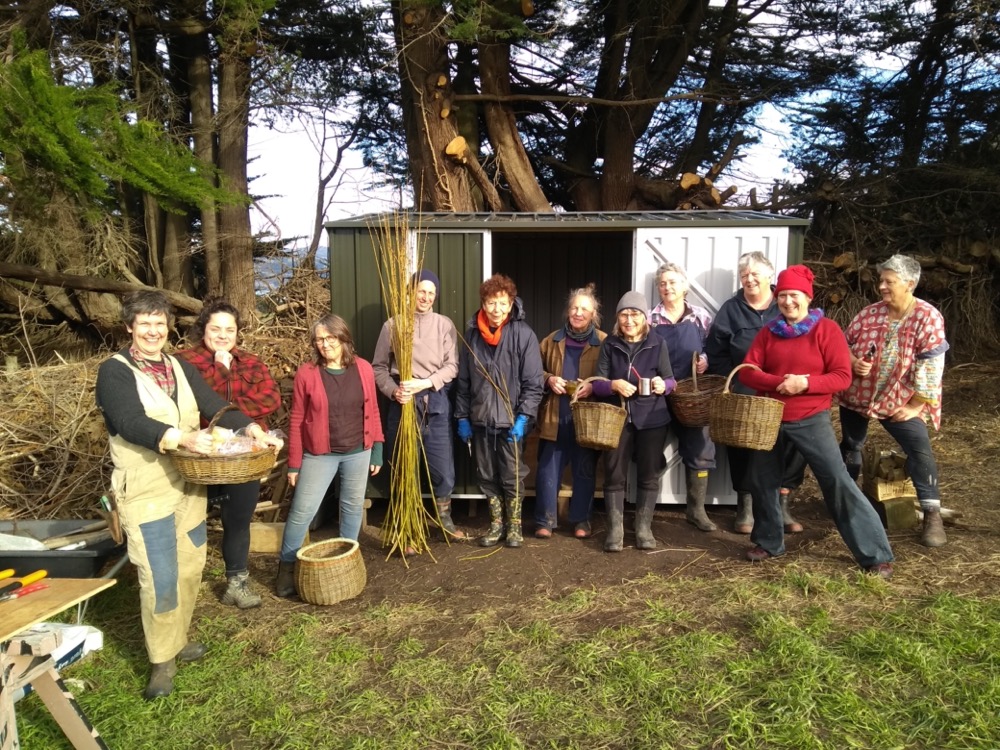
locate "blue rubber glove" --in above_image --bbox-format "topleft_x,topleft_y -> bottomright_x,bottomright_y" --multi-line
457,418 -> 473,443
507,414 -> 530,443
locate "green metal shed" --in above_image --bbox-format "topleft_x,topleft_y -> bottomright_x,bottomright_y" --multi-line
325,210 -> 810,506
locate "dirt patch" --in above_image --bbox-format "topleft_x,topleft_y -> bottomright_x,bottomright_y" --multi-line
204,361 -> 1000,623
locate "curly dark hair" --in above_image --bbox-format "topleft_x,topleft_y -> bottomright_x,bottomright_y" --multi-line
479,273 -> 517,304
187,297 -> 242,345
310,313 -> 357,367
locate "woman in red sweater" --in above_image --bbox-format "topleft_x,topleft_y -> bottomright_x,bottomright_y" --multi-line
276,314 -> 383,597
738,266 -> 894,578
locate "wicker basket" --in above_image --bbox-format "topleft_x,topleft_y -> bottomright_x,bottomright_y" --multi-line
669,352 -> 727,427
171,405 -> 277,485
708,364 -> 784,451
296,538 -> 367,605
570,377 -> 627,451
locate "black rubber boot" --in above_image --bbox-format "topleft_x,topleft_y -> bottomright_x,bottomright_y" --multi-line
176,642 -> 207,662
505,496 -> 523,548
436,498 -> 466,539
604,491 -> 625,552
275,560 -> 296,598
685,469 -> 717,532
144,659 -> 177,701
733,492 -> 754,534
478,497 -> 505,547
634,488 -> 659,550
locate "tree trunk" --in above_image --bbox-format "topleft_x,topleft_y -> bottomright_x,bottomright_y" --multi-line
393,1 -> 476,212
478,42 -> 551,212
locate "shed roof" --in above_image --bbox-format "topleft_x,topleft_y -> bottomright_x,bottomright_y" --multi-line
325,209 -> 810,231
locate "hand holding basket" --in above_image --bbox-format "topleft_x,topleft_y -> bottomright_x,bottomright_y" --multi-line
668,351 -> 727,427
570,377 -> 627,451
707,364 -> 784,451
171,405 -> 278,485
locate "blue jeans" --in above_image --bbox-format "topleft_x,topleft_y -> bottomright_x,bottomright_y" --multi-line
535,426 -> 599,529
748,411 -> 893,568
280,450 -> 372,562
839,406 -> 940,510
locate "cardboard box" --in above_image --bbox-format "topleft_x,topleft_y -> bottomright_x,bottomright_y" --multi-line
248,523 -> 307,554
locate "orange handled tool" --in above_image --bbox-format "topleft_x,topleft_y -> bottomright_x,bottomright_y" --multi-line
0,569 -> 48,598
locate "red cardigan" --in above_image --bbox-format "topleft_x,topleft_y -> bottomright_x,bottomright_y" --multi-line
288,358 -> 384,471
739,317 -> 853,422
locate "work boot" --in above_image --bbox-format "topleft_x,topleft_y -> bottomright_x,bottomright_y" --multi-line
780,489 -> 803,533
505,496 -> 523,548
921,508 -> 947,547
604,491 -> 625,552
275,560 -> 296,598
685,469 -> 717,532
222,571 -> 262,609
144,659 -> 177,701
436,498 -> 466,539
176,642 -> 207,663
733,492 -> 754,534
634,488 -> 659,550
478,496 -> 505,547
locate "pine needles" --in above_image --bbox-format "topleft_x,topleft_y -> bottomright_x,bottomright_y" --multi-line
371,212 -> 435,563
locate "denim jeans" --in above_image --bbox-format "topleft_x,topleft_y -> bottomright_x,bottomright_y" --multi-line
839,406 -> 941,510
535,426 -> 599,529
280,450 -> 372,562
385,400 -> 455,499
748,411 -> 893,568
728,440 -> 807,493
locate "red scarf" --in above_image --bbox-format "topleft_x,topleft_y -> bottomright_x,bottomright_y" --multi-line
129,345 -> 176,398
477,309 -> 507,346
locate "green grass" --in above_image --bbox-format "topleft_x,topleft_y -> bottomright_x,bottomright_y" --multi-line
15,574 -> 1000,749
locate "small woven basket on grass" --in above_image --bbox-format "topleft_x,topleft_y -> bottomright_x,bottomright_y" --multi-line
570,377 -> 627,451
170,405 -> 277,485
296,538 -> 367,605
708,363 -> 784,451
669,352 -> 727,427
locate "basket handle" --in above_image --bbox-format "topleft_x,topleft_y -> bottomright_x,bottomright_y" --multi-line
723,363 -> 761,394
206,404 -> 240,431
571,376 -> 626,408
690,351 -> 700,393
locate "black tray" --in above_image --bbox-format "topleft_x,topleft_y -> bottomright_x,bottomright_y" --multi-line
0,519 -> 125,578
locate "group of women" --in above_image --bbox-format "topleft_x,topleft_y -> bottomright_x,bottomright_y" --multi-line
98,251 -> 947,698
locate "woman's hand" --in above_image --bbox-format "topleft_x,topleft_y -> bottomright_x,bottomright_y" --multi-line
247,424 -> 284,451
696,354 -> 708,375
889,401 -> 924,422
393,386 -> 412,404
651,376 -> 666,395
777,374 -> 809,395
574,381 -> 593,399
370,464 -> 381,476
288,472 -> 298,488
852,355 -> 873,377
613,378 -> 637,398
548,375 -> 567,395
180,429 -> 214,454
214,349 -> 234,369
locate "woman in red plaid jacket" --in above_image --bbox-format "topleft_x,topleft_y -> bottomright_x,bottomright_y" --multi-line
176,298 -> 281,609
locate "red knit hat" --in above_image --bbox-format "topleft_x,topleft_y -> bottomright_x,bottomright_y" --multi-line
775,265 -> 815,298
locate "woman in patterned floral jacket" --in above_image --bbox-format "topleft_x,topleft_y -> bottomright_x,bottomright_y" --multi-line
836,254 -> 950,548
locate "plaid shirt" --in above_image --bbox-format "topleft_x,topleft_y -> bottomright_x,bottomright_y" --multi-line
175,343 -> 281,429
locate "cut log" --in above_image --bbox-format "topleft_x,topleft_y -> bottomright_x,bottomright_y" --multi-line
445,136 -> 468,158
680,172 -> 701,191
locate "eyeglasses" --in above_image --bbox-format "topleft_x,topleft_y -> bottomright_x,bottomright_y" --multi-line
315,336 -> 340,346
619,310 -> 645,320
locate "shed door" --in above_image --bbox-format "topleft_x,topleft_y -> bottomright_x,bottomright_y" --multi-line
634,225 -> 793,506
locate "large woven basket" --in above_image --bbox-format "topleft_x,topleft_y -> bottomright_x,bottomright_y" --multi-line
296,538 -> 367,605
171,405 -> 277,485
570,377 -> 627,451
669,352 -> 727,427
708,364 -> 784,451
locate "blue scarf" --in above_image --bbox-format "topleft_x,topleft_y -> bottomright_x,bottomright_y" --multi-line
767,309 -> 824,338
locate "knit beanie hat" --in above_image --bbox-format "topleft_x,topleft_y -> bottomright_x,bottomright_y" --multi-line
616,290 -> 648,314
775,265 -> 814,298
413,269 -> 440,293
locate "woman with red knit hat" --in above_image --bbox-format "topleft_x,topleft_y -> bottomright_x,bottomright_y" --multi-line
737,265 -> 895,578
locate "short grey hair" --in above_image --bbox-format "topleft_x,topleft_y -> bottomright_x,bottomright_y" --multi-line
877,254 -> 921,286
565,283 -> 602,328
655,262 -> 689,281
738,251 -> 775,277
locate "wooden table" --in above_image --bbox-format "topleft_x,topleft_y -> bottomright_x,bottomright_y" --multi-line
1,578 -> 117,750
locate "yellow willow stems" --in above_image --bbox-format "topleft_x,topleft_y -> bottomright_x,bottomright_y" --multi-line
371,212 -> 436,564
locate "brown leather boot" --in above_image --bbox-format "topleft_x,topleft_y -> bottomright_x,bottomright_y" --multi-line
921,509 -> 947,547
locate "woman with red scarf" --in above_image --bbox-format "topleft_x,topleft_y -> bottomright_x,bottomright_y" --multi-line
455,274 -> 544,548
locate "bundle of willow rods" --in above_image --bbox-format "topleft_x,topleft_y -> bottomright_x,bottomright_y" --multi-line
371,213 -> 436,562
